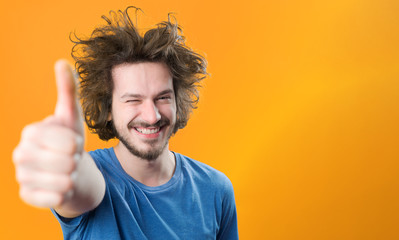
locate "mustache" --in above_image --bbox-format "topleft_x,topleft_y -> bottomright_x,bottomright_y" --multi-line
127,117 -> 170,129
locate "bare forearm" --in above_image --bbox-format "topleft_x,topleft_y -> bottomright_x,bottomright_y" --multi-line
54,152 -> 105,218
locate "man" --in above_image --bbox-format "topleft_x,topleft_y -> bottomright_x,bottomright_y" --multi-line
12,6 -> 238,240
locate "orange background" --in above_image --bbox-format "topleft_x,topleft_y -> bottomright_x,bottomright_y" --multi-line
1,0 -> 399,239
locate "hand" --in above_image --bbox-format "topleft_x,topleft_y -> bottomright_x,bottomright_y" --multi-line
13,60 -> 85,208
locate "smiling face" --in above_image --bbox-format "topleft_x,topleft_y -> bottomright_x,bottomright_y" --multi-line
110,62 -> 177,161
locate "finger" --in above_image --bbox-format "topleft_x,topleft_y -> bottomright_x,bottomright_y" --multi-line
54,59 -> 76,124
54,59 -> 84,135
13,144 -> 77,174
16,168 -> 73,193
20,123 -> 82,155
19,186 -> 63,208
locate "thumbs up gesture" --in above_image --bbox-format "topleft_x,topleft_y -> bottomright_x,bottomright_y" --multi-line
13,60 -> 86,208
54,60 -> 85,136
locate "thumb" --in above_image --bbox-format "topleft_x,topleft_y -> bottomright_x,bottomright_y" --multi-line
54,59 -> 84,136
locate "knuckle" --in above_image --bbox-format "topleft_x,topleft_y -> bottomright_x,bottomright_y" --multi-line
19,187 -> 32,203
19,187 -> 62,208
16,168 -> 32,184
15,171 -> 22,183
12,147 -> 22,164
15,169 -> 25,183
19,188 -> 27,199
12,145 -> 33,166
21,124 -> 37,139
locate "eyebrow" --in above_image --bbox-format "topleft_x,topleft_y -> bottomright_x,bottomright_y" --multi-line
120,93 -> 143,99
120,89 -> 174,99
157,89 -> 174,96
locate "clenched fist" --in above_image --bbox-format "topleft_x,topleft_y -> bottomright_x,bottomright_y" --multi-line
12,60 -> 104,216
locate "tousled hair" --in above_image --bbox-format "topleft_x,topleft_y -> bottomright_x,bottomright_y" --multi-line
71,7 -> 208,140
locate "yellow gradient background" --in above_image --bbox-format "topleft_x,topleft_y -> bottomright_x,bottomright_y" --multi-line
1,0 -> 398,239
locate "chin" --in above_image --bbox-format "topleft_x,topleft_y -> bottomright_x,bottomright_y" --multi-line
113,121 -> 174,161
121,137 -> 168,161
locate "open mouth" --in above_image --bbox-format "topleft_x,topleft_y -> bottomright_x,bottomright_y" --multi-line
134,127 -> 161,135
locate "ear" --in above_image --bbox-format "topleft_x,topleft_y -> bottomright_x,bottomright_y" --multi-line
107,112 -> 112,121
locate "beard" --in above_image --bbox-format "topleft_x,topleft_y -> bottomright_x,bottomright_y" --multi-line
111,117 -> 174,161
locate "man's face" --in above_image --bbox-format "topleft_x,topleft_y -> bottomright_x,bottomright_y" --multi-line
110,62 -> 176,161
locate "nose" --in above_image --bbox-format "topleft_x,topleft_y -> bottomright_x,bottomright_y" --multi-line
140,100 -> 161,125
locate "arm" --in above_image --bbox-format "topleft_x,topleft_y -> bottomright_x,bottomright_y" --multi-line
13,60 -> 105,218
54,151 -> 105,218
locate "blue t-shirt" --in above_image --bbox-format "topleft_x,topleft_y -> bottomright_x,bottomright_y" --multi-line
52,148 -> 238,239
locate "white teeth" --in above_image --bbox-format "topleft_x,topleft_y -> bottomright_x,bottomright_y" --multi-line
135,127 -> 160,134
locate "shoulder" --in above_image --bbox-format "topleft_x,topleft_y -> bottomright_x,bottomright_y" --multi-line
87,148 -> 128,188
89,148 -> 113,161
88,148 -> 115,170
175,152 -> 234,196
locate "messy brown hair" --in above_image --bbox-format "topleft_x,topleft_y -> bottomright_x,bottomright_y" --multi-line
71,7 -> 208,140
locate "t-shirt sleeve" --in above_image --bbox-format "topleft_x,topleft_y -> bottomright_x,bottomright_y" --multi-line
51,208 -> 87,226
217,177 -> 239,240
51,208 -> 90,239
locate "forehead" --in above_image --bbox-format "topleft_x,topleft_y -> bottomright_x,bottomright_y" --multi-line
111,62 -> 173,95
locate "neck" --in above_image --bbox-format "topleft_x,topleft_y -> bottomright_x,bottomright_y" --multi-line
114,142 -> 176,187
